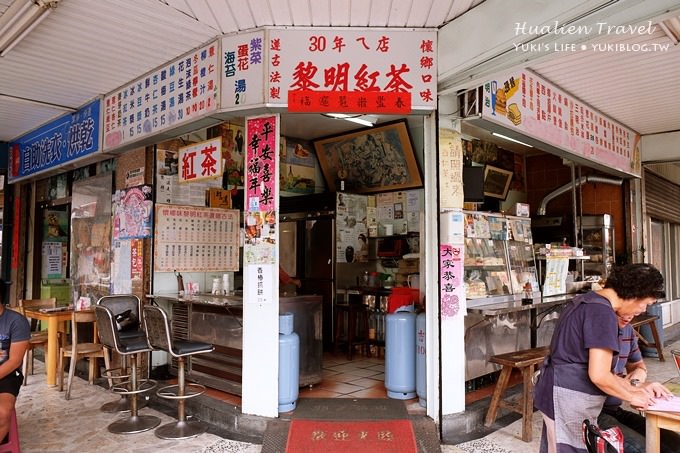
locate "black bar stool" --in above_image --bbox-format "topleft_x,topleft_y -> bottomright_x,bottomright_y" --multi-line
143,304 -> 214,439
97,295 -> 148,413
94,305 -> 160,434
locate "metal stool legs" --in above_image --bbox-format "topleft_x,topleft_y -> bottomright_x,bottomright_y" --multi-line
100,355 -> 148,413
107,353 -> 160,434
154,356 -> 208,439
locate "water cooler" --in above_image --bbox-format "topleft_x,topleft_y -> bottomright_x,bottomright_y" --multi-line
416,312 -> 426,407
278,312 -> 299,412
385,308 -> 416,399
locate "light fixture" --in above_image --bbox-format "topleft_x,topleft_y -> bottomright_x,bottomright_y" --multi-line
491,132 -> 533,148
322,113 -> 376,127
0,0 -> 60,57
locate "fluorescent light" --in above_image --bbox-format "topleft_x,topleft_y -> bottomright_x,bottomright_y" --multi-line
344,116 -> 374,127
322,113 -> 375,127
0,0 -> 59,57
491,132 -> 533,148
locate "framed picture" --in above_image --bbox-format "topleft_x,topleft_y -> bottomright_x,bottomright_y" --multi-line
483,165 -> 513,199
313,120 -> 422,194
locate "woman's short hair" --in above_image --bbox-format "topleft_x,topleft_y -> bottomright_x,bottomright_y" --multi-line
604,263 -> 665,300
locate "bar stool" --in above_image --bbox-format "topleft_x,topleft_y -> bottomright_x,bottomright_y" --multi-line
334,302 -> 370,360
143,304 -> 214,439
484,346 -> 550,442
97,295 -> 148,413
630,313 -> 665,361
94,305 -> 160,434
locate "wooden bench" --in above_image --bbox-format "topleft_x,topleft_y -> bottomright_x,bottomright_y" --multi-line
631,314 -> 665,361
484,346 -> 550,442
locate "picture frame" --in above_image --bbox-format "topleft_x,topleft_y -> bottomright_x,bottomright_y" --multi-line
483,165 -> 513,199
313,120 -> 422,194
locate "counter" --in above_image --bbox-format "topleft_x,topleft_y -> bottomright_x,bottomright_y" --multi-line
148,293 -> 323,395
464,294 -> 575,382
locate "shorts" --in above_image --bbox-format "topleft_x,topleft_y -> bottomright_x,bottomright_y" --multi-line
0,369 -> 23,397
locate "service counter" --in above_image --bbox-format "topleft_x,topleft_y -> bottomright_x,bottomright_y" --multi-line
464,294 -> 574,381
148,293 -> 323,395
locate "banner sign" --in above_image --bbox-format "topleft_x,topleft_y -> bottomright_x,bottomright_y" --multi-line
221,27 -> 436,113
8,99 -> 101,182
481,70 -> 641,177
178,137 -> 223,183
103,41 -> 219,150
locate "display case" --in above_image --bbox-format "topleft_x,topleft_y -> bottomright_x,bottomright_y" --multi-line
463,212 -> 539,305
580,214 -> 615,279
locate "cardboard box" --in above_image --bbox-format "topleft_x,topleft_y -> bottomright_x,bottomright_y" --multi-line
206,188 -> 232,209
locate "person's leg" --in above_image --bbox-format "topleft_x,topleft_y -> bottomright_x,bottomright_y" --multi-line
0,393 -> 16,442
598,411 -> 645,453
541,413 -> 557,453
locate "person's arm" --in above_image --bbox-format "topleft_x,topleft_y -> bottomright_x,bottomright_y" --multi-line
588,347 -> 652,409
279,266 -> 301,288
0,340 -> 28,380
625,358 -> 648,382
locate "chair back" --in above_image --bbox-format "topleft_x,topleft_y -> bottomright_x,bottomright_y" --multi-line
94,305 -> 122,354
19,298 -> 57,330
97,295 -> 141,332
70,310 -> 99,348
142,305 -> 174,357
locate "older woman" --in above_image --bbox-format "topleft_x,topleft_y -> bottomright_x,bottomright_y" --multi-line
533,263 -> 672,453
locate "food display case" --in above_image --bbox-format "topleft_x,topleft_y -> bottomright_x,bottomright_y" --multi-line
580,214 -> 615,279
463,212 -> 539,306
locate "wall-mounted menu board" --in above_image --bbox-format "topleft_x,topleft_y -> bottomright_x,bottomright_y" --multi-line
154,204 -> 240,272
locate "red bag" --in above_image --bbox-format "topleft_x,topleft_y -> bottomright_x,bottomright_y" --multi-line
582,419 -> 624,453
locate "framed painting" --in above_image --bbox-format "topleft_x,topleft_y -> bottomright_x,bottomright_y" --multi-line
483,165 -> 513,199
313,120 -> 422,194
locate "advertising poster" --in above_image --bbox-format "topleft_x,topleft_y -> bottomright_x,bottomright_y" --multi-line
113,185 -> 153,239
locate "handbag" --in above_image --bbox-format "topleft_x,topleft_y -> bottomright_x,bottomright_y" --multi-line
582,419 -> 624,453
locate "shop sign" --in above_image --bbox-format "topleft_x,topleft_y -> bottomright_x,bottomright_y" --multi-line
481,70 -> 641,177
221,28 -> 436,113
8,99 -> 101,183
178,137 -> 223,183
103,41 -> 219,151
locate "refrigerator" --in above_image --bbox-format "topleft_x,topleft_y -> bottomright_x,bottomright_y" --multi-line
280,212 -> 336,351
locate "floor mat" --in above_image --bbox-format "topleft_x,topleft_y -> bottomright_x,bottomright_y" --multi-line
286,419 -> 417,453
292,397 -> 408,420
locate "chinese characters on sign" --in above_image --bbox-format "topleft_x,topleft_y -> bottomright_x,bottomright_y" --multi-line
103,41 -> 219,150
153,204 -> 240,272
439,129 -> 464,209
244,114 -> 280,265
440,244 -> 465,319
178,138 -> 223,183
222,30 -> 266,109
482,70 -> 641,177
8,99 -> 101,182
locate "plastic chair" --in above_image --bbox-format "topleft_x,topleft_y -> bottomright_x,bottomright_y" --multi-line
0,407 -> 20,453
18,298 -> 57,385
94,305 -> 159,434
97,295 -> 147,413
58,310 -> 111,400
672,349 -> 680,375
143,304 -> 213,439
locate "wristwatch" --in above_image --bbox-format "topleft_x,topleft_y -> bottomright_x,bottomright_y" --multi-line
630,378 -> 641,387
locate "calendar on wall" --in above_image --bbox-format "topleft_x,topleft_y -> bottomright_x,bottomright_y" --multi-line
154,204 -> 240,272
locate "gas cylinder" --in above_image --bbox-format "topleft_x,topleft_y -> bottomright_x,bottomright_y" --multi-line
278,313 -> 299,412
385,309 -> 416,400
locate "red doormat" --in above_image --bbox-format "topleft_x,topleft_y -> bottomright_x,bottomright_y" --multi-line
286,419 -> 417,453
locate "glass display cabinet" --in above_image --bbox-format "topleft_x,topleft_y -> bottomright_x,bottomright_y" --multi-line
463,212 -> 539,305
580,214 -> 615,279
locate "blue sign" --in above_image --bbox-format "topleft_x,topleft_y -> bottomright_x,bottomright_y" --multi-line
8,99 -> 101,182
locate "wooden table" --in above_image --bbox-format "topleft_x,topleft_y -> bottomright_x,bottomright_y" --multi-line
646,377 -> 680,452
22,308 -> 75,386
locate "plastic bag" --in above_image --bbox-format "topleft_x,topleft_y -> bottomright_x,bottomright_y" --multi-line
582,419 -> 624,453
114,309 -> 139,332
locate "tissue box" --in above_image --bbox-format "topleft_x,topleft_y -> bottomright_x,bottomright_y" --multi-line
206,188 -> 232,208
513,203 -> 530,217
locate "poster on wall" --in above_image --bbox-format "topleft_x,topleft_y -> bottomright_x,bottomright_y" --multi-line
154,204 -> 240,272
44,210 -> 68,242
439,128 -> 464,209
336,193 -> 368,263
111,239 -> 143,294
280,136 -> 317,194
244,114 -> 279,265
113,185 -> 153,239
210,123 -> 245,189
155,149 -> 222,205
42,242 -> 65,279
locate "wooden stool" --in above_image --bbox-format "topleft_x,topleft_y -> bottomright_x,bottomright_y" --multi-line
484,346 -> 550,442
631,314 -> 665,361
334,303 -> 369,360
0,408 -> 20,453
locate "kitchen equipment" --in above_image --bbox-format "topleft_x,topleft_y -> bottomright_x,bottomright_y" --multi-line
407,274 -> 419,289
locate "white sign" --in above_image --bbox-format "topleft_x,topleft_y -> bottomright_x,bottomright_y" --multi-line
221,30 -> 266,109
103,41 -> 220,150
178,138 -> 223,183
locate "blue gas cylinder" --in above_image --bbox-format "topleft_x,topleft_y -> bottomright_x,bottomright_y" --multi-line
385,309 -> 416,400
416,312 -> 426,407
278,313 -> 299,412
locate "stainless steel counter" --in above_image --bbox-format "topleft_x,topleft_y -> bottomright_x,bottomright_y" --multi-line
466,294 -> 574,316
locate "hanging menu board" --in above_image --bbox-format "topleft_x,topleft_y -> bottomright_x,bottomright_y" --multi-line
154,204 -> 240,272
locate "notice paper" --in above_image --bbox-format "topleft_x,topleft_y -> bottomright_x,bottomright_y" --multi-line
647,396 -> 680,412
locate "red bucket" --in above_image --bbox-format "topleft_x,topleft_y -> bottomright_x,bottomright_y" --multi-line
388,287 -> 419,313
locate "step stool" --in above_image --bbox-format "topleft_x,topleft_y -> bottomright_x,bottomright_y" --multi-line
484,346 -> 550,442
631,314 -> 665,361
0,408 -> 20,453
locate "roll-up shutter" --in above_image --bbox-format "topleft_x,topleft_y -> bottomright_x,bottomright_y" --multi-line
645,169 -> 680,223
